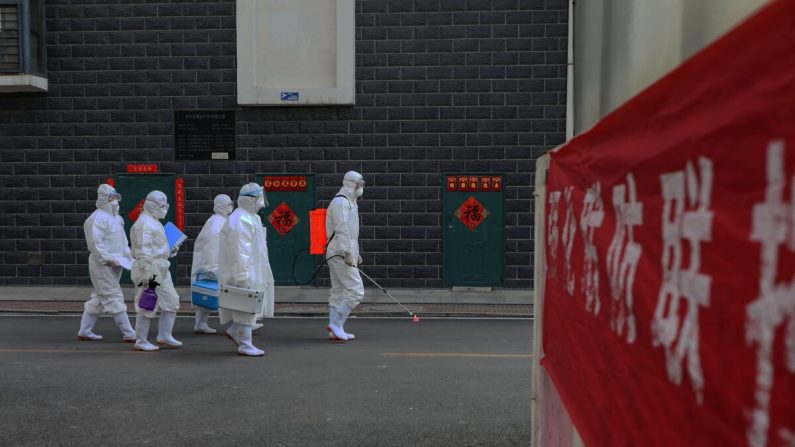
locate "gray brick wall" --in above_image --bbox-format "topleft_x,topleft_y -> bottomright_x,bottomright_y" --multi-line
0,0 -> 567,288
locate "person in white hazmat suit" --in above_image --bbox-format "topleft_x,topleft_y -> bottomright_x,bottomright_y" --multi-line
129,191 -> 182,352
218,183 -> 274,357
190,194 -> 234,334
326,171 -> 365,342
77,184 -> 136,342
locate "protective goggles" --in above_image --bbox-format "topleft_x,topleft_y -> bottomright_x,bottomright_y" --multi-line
108,191 -> 122,201
240,186 -> 264,197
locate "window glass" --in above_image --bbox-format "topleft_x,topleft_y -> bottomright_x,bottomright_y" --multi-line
28,0 -> 43,75
0,5 -> 20,72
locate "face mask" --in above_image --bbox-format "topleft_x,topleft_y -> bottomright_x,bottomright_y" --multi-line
110,201 -> 119,215
256,196 -> 265,211
356,187 -> 363,198
225,204 -> 234,216
157,205 -> 168,220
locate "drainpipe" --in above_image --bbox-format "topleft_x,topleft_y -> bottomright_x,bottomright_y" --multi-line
566,0 -> 575,140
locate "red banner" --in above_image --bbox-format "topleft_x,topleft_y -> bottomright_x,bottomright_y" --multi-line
542,2 -> 795,447
175,178 -> 185,232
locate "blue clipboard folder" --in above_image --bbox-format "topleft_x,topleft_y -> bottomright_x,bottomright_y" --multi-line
192,274 -> 219,310
164,222 -> 187,251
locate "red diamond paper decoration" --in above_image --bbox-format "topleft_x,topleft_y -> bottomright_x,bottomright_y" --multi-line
267,202 -> 300,236
128,198 -> 146,222
454,196 -> 490,231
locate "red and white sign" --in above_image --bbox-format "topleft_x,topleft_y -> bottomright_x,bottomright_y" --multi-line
542,2 -> 795,446
126,164 -> 158,174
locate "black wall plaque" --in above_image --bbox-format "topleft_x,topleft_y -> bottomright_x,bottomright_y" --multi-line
174,110 -> 236,161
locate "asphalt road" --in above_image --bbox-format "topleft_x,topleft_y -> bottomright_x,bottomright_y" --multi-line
0,316 -> 533,446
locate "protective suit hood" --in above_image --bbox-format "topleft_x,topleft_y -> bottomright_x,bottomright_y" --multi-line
144,190 -> 169,220
213,194 -> 234,217
96,184 -> 121,214
237,183 -> 267,214
339,171 -> 365,202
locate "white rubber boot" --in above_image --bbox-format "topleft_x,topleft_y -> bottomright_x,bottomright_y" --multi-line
252,322 -> 264,333
225,323 -> 240,346
237,325 -> 264,357
77,311 -> 103,341
339,302 -> 356,341
327,306 -> 348,342
134,317 -> 159,352
112,312 -> 136,343
194,308 -> 217,334
156,311 -> 183,348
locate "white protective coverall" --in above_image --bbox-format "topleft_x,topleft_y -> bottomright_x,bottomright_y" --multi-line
190,194 -> 233,334
218,183 -> 273,356
130,190 -> 182,351
325,171 -> 365,342
77,184 -> 136,342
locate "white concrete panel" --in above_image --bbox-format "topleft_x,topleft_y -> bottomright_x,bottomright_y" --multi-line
237,0 -> 355,106
255,0 -> 337,90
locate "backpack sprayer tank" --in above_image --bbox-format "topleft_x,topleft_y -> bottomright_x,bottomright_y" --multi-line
309,208 -> 327,255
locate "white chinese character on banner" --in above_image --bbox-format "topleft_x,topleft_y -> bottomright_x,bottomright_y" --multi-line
606,174 -> 643,343
780,429 -> 795,447
547,190 -> 562,279
580,182 -> 605,315
562,186 -> 577,295
652,157 -> 713,404
746,141 -> 795,447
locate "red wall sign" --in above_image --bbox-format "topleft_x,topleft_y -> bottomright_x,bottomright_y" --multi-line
447,176 -> 457,192
267,202 -> 299,236
454,196 -> 490,231
449,175 -> 503,192
126,164 -> 159,174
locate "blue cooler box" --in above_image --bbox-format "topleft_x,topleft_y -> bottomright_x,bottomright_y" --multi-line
191,277 -> 219,310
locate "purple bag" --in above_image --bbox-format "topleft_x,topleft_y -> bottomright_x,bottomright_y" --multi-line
138,275 -> 160,311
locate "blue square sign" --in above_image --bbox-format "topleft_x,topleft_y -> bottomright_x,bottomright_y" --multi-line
280,92 -> 299,101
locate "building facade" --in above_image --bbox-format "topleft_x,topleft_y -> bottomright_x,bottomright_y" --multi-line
0,0 -> 568,288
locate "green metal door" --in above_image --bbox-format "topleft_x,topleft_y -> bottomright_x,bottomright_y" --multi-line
256,174 -> 316,285
115,174 -> 177,285
443,174 -> 505,287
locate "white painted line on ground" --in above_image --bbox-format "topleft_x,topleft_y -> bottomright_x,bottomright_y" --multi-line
382,352 -> 533,359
